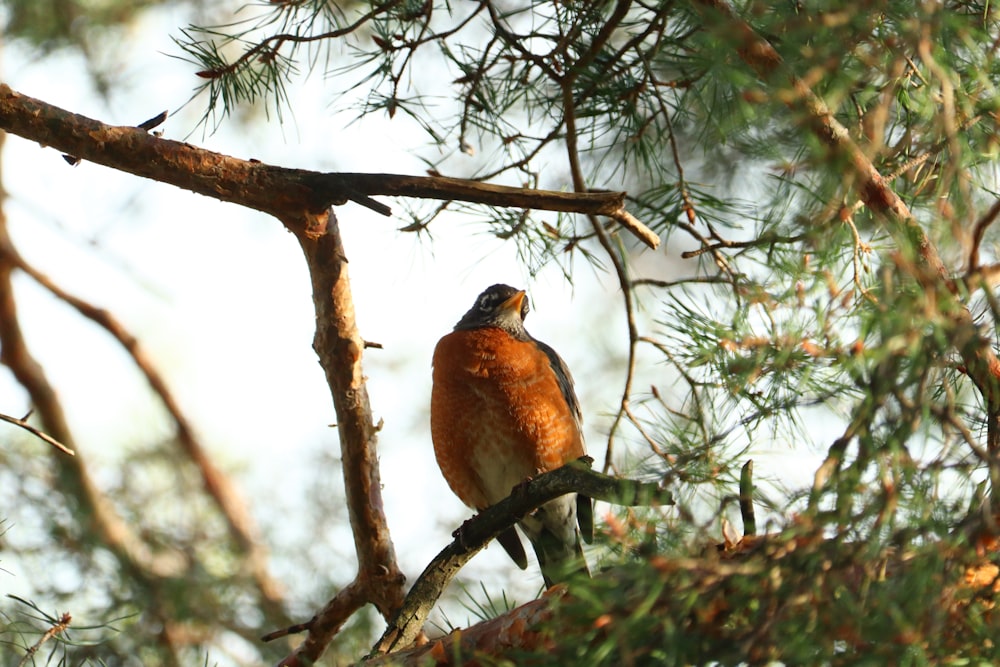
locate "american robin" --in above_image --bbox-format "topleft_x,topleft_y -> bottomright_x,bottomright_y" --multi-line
431,284 -> 593,586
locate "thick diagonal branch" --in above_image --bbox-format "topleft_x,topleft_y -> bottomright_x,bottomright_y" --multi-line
3,245 -> 285,610
0,156 -> 186,582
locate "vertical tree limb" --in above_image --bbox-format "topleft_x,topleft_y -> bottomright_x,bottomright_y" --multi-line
275,209 -> 407,665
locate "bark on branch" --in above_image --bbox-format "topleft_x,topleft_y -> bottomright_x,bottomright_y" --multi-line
266,208 -> 408,667
0,84 -> 657,247
371,459 -> 674,656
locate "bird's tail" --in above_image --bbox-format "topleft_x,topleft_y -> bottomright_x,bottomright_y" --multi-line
521,494 -> 590,587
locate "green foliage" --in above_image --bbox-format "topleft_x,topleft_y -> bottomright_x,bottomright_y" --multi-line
527,536 -> 999,666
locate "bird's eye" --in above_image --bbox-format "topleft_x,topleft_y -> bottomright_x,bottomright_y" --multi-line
478,293 -> 502,312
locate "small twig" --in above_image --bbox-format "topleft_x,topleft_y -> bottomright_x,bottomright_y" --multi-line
16,611 -> 71,667
63,110 -> 168,166
680,230 -> 807,259
639,338 -> 712,452
559,82 -> 641,474
262,620 -> 312,643
270,580 -> 367,667
632,276 -> 733,289
370,458 -> 673,655
661,92 -> 698,228
607,208 -> 660,250
0,411 -> 74,456
842,213 -> 878,303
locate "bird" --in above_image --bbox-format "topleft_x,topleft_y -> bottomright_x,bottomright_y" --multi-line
431,283 -> 593,586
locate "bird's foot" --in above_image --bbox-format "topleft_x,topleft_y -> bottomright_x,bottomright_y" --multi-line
452,514 -> 479,548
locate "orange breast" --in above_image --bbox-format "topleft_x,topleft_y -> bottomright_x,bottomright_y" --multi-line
431,328 -> 585,510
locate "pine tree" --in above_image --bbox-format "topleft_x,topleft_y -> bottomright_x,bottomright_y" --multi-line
3,0 -> 1000,663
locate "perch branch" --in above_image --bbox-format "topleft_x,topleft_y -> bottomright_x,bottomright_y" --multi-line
371,458 -> 673,655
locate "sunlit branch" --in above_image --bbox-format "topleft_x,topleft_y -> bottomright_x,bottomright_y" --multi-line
370,459 -> 674,655
0,85 -> 657,248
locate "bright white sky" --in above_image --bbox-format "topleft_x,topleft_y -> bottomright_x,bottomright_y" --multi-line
0,3 -> 823,658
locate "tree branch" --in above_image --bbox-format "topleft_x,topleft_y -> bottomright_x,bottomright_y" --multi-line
0,175 -> 187,582
269,580 -> 367,665
0,411 -> 74,456
371,459 -> 673,656
0,84 -> 657,247
272,209 -> 407,666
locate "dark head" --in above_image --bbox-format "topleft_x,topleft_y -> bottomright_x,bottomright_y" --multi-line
454,284 -> 531,339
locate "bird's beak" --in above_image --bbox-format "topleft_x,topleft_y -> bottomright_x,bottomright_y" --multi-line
500,290 -> 526,315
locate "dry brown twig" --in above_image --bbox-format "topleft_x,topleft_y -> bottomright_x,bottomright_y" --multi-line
16,611 -> 72,667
